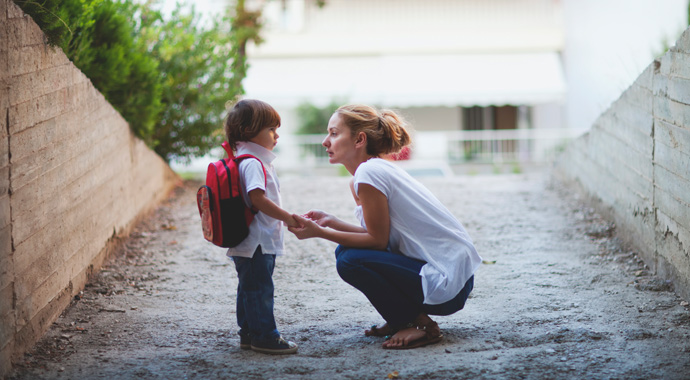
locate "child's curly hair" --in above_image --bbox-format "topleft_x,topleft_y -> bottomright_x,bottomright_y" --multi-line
224,99 -> 281,151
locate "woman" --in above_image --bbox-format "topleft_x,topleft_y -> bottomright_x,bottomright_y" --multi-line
288,104 -> 482,349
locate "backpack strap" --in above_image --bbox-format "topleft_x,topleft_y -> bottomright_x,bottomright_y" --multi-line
234,154 -> 267,214
221,141 -> 233,158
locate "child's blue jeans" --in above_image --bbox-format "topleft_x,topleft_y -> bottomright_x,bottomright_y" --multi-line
232,246 -> 280,342
335,245 -> 474,330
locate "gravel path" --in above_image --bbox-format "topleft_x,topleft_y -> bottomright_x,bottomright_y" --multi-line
9,172 -> 690,379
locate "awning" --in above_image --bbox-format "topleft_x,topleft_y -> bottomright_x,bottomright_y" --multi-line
243,53 -> 566,109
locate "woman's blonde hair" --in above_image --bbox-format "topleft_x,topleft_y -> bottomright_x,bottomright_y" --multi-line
335,104 -> 411,156
224,99 -> 281,151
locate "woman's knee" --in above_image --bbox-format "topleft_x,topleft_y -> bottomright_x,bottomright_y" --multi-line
334,248 -> 362,281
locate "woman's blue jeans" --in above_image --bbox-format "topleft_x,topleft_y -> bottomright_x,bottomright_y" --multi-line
232,246 -> 279,342
335,245 -> 474,329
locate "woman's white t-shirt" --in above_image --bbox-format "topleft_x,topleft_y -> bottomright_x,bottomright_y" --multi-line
225,141 -> 285,258
353,158 -> 482,305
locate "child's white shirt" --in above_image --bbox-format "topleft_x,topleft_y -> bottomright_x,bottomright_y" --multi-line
225,141 -> 285,258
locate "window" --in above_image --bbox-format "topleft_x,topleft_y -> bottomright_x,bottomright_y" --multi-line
462,106 -> 517,131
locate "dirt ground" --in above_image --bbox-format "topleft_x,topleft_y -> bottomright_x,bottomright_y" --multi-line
8,171 -> 690,379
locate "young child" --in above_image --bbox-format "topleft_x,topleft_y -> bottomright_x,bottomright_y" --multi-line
224,99 -> 299,355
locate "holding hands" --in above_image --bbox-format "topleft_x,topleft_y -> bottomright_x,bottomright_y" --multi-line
287,209 -> 367,241
287,210 -> 331,239
301,210 -> 335,227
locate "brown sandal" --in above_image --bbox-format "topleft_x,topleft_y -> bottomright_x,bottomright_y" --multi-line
413,315 -> 441,339
365,323 -> 396,337
382,326 -> 443,350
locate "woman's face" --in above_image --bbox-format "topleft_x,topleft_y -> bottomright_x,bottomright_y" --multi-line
322,113 -> 356,165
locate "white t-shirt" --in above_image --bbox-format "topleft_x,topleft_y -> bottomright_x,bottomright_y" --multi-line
225,141 -> 285,258
353,158 -> 482,305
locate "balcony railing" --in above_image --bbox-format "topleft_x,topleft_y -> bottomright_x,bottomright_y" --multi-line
291,128 -> 587,167
445,128 -> 586,164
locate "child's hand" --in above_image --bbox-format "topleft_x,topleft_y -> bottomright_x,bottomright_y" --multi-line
288,214 -> 320,240
285,214 -> 302,229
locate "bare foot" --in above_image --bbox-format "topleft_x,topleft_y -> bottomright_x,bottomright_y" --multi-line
381,327 -> 426,348
413,314 -> 441,337
365,323 -> 394,337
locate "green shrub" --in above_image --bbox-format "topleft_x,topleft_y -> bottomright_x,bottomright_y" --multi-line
13,0 -> 256,163
14,0 -> 162,146
12,0 -> 72,47
73,1 -> 163,141
134,3 -> 242,162
295,100 -> 343,135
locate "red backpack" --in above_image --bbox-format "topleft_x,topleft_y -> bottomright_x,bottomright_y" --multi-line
196,141 -> 266,248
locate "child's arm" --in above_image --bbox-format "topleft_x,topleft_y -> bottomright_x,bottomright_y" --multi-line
248,189 -> 299,228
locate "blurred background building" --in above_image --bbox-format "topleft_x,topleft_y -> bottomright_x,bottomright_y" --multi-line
167,0 -> 689,175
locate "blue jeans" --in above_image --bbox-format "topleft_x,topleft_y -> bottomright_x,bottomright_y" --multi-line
232,246 -> 279,342
335,245 -> 474,329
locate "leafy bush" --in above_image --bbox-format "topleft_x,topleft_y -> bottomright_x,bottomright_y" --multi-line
295,100 -> 343,135
132,3 -> 242,162
12,0 -> 73,46
14,0 -> 162,142
74,1 -> 163,141
13,0 -> 256,163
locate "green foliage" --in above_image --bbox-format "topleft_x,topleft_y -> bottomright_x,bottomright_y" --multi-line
14,0 -> 162,147
511,162 -> 522,174
295,100 -> 343,135
73,1 -> 163,141
131,3 -> 243,162
13,0 -> 259,163
13,0 -> 72,47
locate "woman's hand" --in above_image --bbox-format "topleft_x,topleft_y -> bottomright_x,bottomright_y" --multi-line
304,209 -> 334,228
288,214 -> 323,240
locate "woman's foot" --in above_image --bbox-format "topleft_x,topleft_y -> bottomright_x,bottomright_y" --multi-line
413,314 -> 441,338
382,327 -> 442,349
365,323 -> 395,337
381,313 -> 443,349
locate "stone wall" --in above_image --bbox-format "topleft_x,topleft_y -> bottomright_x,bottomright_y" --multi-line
555,27 -> 690,301
0,1 -> 179,376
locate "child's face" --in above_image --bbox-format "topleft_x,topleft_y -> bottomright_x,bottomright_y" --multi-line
250,124 -> 280,151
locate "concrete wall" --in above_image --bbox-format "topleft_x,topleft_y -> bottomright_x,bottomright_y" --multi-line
0,1 -> 179,376
555,27 -> 690,301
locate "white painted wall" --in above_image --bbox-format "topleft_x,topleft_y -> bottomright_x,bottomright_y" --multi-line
561,0 -> 688,129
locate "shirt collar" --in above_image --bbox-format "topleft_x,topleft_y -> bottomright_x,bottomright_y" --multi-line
236,141 -> 276,164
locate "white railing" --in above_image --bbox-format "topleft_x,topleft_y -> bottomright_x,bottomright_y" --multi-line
291,134 -> 330,164
290,128 -> 588,167
445,128 -> 587,164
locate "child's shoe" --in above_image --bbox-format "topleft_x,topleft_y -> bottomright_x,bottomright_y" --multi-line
239,333 -> 252,350
250,336 -> 298,355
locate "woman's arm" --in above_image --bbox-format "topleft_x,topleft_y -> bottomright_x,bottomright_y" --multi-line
249,189 -> 299,227
289,183 -> 390,250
